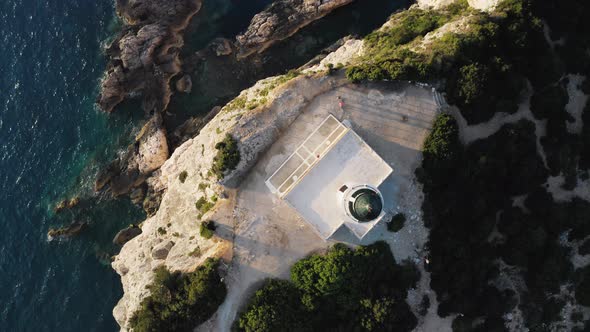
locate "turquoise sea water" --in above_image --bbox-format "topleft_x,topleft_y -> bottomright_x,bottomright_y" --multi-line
0,0 -> 406,330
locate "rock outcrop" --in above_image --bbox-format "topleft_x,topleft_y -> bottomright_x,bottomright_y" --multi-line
175,74 -> 193,93
113,225 -> 142,245
53,197 -> 81,214
47,221 -> 87,240
95,113 -> 169,198
97,0 -> 202,114
235,0 -> 354,58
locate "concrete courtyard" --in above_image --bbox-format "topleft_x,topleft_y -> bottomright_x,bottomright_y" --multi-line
202,80 -> 441,331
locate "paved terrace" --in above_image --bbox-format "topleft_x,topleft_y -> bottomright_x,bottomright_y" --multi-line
205,80 -> 440,331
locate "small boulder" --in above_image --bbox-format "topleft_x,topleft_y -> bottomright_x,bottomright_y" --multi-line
211,38 -> 233,56
47,221 -> 87,240
113,225 -> 142,245
53,197 -> 81,214
151,240 -> 175,260
175,74 -> 193,93
130,187 -> 145,205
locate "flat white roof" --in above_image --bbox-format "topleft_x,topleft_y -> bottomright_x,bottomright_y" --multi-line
266,115 -> 348,197
266,115 -> 393,240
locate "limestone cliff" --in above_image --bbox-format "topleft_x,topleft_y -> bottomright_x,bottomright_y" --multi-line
235,0 -> 355,58
110,0 -> 497,330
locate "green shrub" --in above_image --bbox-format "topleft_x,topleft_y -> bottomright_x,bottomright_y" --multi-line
195,197 -> 215,214
200,221 -> 216,239
179,171 -> 188,183
237,242 -> 419,331
418,114 -> 461,190
189,246 -> 201,257
211,134 -> 240,180
129,258 -> 226,332
157,227 -> 166,235
387,213 -> 406,232
238,279 -> 309,332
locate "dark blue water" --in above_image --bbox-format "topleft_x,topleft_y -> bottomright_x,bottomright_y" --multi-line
0,0 -> 146,331
0,0 -> 406,330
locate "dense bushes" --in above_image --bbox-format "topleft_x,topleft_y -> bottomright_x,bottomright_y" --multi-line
237,242 -> 419,332
418,111 -> 590,329
238,279 -> 309,332
129,258 -> 226,332
211,134 -> 240,180
347,0 -> 551,124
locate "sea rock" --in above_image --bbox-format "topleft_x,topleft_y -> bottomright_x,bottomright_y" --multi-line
210,37 -> 233,56
151,240 -> 175,260
175,74 -> 193,93
235,0 -> 354,58
130,187 -> 145,205
97,0 -> 203,113
95,114 -> 168,197
47,221 -> 87,240
136,113 -> 169,174
113,225 -> 143,246
53,197 -> 81,214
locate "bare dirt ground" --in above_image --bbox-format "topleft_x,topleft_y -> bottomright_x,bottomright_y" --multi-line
197,79 -> 450,331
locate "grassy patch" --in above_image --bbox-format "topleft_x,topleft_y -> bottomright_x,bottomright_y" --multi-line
195,197 -> 215,214
189,246 -> 201,257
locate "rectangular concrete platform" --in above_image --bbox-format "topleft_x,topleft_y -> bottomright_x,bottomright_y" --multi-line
266,115 -> 393,239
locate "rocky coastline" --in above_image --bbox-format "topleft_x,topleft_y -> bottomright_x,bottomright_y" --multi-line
91,0 -> 392,330
97,0 -> 202,114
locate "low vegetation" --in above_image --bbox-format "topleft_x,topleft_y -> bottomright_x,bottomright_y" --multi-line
387,213 -> 406,232
129,258 -> 226,332
195,197 -> 214,214
237,242 -> 419,332
211,134 -> 240,180
200,221 -> 216,240
178,171 -> 188,183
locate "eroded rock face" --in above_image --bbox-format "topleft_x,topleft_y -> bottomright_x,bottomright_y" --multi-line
175,74 -> 192,93
97,0 -> 202,113
210,37 -> 233,56
151,240 -> 175,260
95,113 -> 169,198
137,113 -> 170,174
235,0 -> 354,58
113,225 -> 142,246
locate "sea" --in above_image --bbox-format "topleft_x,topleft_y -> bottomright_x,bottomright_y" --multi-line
0,0 -> 406,331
